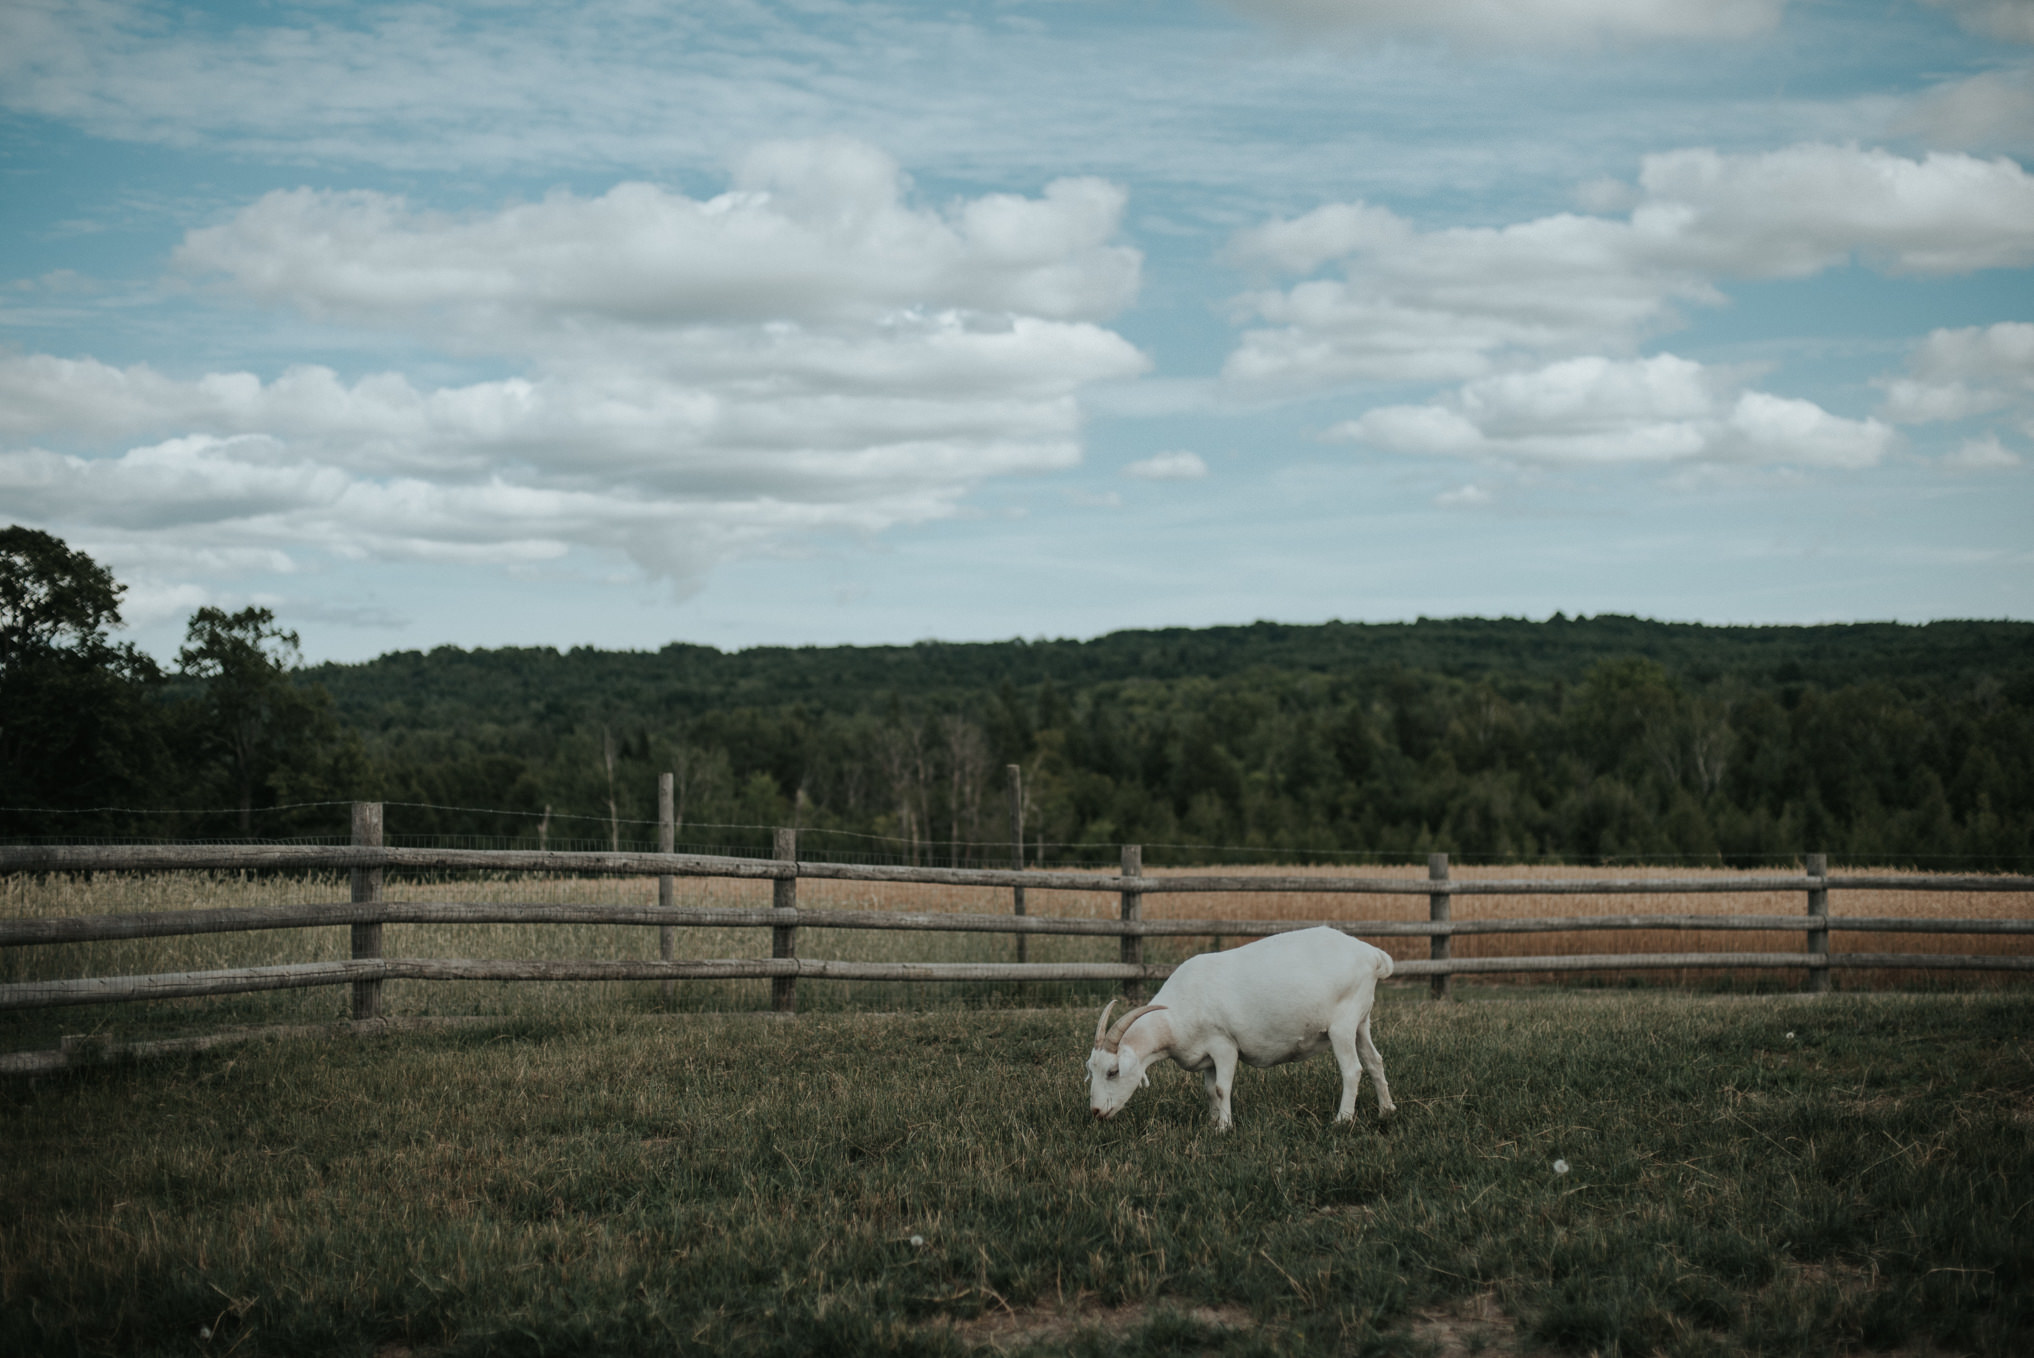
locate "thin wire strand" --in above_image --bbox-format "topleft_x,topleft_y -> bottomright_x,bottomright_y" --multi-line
0,801 -> 357,816
4,802 -> 2026,866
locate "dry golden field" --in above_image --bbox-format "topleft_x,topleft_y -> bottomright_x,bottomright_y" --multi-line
3,860 -> 2028,1048
1113,861 -> 2034,986
858,861 -> 2034,991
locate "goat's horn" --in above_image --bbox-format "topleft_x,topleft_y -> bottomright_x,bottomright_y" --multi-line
1093,998 -> 1119,1048
1102,1003 -> 1167,1052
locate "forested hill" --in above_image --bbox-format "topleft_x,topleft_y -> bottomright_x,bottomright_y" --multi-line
268,615 -> 2033,869
14,522 -> 2031,864
306,616 -> 2034,731
13,569 -> 2034,865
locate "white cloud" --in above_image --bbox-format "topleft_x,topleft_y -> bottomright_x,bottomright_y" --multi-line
1631,144 -> 2034,277
0,0 -> 780,165
1220,0 -> 1784,48
1331,354 -> 1896,470
1876,376 -> 2013,424
1876,322 -> 2034,472
1228,203 -> 1411,276
1899,321 -> 2034,393
1944,432 -> 2024,469
1919,0 -> 2034,43
0,0 -> 1944,253
1,435 -> 346,531
175,153 -> 1139,333
1226,144 -> 2034,389
1878,322 -> 2034,423
116,578 -> 213,631
1123,450 -> 1209,480
1900,68 -> 2034,154
1434,482 -> 1492,507
5,142 -> 1150,593
1226,208 -> 1696,385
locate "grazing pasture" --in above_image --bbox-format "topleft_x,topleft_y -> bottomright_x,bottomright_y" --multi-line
3,991 -> 2030,1357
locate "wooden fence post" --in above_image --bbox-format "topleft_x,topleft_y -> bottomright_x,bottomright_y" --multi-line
658,773 -> 676,1000
1009,764 -> 1027,965
350,802 -> 383,1021
773,827 -> 798,1013
1429,852 -> 1451,1001
1806,851 -> 1829,994
1120,844 -> 1143,1004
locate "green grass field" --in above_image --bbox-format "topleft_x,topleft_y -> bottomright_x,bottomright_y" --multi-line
4,990 -> 2031,1357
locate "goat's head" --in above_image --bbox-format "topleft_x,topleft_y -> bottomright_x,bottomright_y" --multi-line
1085,999 -> 1166,1121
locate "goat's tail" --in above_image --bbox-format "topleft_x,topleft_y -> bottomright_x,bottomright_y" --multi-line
1377,950 -> 1395,981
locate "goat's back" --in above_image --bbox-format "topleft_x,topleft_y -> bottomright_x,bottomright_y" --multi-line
1153,926 -> 1390,1045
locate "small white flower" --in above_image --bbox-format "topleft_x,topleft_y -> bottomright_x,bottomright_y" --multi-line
1552,1159 -> 1570,1175
198,1327 -> 213,1342
909,1234 -> 926,1248
1785,1031 -> 1796,1040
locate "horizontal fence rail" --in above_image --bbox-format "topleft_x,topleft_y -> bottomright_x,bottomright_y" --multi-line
8,902 -> 2034,949
4,804 -> 2032,1032
3,843 -> 2029,896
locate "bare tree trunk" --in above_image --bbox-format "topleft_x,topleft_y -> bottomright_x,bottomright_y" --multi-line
911,726 -> 928,867
232,711 -> 262,837
940,714 -> 987,868
235,718 -> 257,835
674,744 -> 688,831
603,726 -> 620,853
950,748 -> 962,868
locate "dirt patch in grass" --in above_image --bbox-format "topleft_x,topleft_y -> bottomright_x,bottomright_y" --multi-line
1406,1290 -> 1553,1357
940,1296 -> 1255,1351
1792,1260 -> 1879,1293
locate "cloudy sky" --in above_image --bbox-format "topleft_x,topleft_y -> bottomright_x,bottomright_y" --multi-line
3,0 -> 2031,662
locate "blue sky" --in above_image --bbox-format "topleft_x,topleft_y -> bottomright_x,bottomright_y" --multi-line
2,0 -> 2031,663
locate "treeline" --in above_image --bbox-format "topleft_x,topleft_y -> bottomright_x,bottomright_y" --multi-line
0,529 -> 365,842
342,658 -> 2034,868
5,526 -> 2032,866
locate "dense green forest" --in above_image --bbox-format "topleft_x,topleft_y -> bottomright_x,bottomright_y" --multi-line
6,526 -> 2033,867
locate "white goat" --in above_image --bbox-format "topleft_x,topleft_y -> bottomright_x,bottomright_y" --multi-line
1086,925 -> 1396,1131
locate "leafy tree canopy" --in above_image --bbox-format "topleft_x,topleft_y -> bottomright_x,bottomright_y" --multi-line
0,525 -> 149,677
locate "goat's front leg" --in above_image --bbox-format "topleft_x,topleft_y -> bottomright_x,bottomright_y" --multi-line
1203,1045 -> 1239,1131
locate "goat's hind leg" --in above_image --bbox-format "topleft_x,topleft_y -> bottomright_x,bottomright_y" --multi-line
1357,1015 -> 1395,1120
1329,1019 -> 1365,1123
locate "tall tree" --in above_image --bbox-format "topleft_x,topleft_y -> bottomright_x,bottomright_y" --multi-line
0,527 -> 167,835
177,606 -> 335,833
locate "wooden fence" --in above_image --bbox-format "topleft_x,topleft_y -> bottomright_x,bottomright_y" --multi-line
4,805 -> 2032,1028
